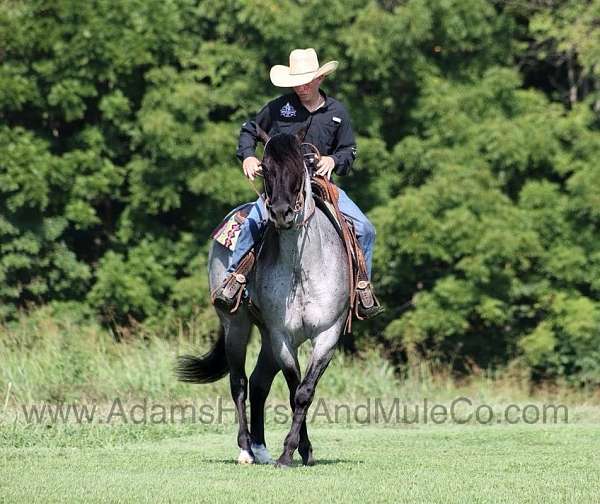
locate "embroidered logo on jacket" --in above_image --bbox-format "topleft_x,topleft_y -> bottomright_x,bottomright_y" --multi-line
280,102 -> 296,118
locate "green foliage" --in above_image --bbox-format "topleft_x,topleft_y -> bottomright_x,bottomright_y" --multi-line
371,61 -> 600,384
1,0 -> 599,383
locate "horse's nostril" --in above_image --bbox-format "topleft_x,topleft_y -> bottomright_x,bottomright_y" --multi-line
271,204 -> 292,219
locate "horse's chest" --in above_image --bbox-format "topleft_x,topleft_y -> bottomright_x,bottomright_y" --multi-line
252,268 -> 326,335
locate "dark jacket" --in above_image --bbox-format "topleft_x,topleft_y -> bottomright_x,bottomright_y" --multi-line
236,91 -> 357,176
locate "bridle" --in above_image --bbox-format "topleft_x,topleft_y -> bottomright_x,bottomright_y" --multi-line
247,141 -> 319,229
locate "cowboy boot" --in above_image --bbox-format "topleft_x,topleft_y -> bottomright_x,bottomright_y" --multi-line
352,238 -> 384,320
211,251 -> 255,313
212,272 -> 247,312
356,280 -> 384,320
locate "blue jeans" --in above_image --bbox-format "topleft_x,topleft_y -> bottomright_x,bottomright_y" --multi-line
227,188 -> 376,279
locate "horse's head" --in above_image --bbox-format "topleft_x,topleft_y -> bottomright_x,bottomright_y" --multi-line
260,130 -> 307,230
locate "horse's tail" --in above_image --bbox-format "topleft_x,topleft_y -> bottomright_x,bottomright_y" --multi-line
175,325 -> 229,383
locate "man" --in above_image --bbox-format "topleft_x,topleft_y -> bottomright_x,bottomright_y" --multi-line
213,48 -> 382,319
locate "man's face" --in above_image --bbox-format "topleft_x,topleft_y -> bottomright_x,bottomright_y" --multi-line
293,77 -> 322,100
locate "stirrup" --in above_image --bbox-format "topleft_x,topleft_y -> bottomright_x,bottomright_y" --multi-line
356,280 -> 384,320
211,251 -> 256,313
211,273 -> 247,313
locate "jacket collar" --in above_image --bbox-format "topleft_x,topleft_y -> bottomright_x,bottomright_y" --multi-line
290,90 -> 329,113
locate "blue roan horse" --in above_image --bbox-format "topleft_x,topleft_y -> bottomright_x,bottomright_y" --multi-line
177,130 -> 350,467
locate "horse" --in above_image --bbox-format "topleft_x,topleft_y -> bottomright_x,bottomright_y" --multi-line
176,129 -> 350,467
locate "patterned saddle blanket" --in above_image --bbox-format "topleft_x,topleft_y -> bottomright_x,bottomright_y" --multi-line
210,203 -> 254,251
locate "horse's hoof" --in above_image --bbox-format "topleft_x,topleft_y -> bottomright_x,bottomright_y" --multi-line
237,449 -> 254,464
251,443 -> 274,465
300,446 -> 314,466
302,456 -> 315,466
275,456 -> 293,468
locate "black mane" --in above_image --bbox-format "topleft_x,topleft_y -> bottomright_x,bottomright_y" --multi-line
263,133 -> 304,182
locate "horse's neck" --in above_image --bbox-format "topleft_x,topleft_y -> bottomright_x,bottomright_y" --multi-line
255,175 -> 348,330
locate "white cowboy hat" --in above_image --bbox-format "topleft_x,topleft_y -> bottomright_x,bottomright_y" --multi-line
270,48 -> 338,88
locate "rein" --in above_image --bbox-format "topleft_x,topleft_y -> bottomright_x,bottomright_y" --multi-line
246,174 -> 265,202
292,168 -> 316,228
294,142 -> 319,227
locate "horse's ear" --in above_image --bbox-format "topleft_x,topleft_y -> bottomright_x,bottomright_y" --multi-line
256,125 -> 270,144
294,126 -> 307,144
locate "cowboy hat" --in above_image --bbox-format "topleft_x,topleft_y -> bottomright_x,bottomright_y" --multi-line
270,48 -> 338,88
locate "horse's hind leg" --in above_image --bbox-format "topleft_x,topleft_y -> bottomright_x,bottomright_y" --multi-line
222,313 -> 254,464
249,342 -> 279,464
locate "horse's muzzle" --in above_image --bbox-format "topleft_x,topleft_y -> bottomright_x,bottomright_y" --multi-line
268,203 -> 295,229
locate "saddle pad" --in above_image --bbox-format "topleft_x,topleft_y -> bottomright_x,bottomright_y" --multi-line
211,203 -> 253,252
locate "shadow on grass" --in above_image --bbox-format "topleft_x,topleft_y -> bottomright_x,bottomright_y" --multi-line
204,458 -> 359,466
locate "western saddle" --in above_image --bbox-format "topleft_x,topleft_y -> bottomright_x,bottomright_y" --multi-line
211,175 -> 382,333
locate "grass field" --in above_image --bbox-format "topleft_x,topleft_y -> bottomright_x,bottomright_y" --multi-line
1,421 -> 599,503
2,311 -> 600,502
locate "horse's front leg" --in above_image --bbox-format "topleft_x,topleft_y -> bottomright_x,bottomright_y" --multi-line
249,342 -> 279,464
222,315 -> 254,464
271,336 -> 314,466
276,328 -> 340,468
281,359 -> 314,467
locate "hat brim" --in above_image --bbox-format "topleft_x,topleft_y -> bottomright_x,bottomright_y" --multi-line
270,61 -> 338,88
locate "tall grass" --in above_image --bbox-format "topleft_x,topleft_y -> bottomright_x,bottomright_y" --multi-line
0,307 -> 401,404
1,307 -> 598,408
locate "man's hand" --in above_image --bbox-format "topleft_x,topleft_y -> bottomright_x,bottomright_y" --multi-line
242,156 -> 262,181
315,156 -> 335,179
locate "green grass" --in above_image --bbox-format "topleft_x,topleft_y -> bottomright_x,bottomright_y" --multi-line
1,421 -> 599,503
2,310 -> 600,501
2,308 -> 599,408
0,307 -> 403,404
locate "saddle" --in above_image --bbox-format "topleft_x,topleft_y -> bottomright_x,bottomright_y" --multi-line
310,177 -> 373,333
210,177 -> 373,333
